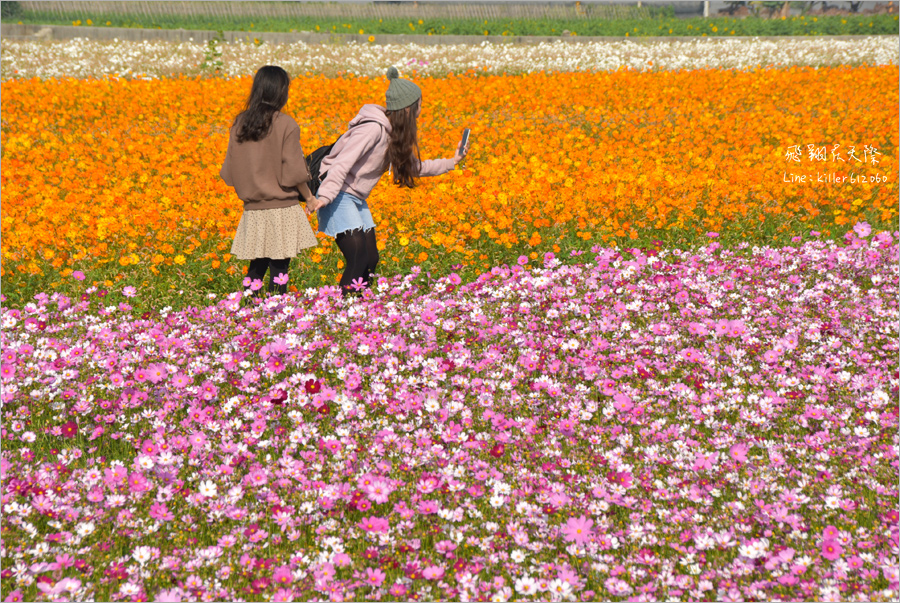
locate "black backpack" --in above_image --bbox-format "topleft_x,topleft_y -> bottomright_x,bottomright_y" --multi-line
305,120 -> 380,197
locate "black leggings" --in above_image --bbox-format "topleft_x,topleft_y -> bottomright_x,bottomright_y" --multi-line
335,228 -> 379,296
246,257 -> 290,295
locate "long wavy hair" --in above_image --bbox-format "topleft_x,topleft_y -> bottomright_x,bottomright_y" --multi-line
384,101 -> 421,189
233,65 -> 290,143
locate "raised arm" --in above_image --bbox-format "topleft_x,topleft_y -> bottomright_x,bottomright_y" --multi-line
415,136 -> 468,177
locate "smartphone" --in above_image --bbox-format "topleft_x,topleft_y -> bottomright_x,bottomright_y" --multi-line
458,128 -> 470,156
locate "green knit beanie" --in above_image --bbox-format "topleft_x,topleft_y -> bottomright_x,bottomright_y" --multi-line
384,66 -> 422,111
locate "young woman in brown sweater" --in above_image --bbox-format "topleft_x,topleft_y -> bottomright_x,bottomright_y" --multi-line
220,65 -> 319,298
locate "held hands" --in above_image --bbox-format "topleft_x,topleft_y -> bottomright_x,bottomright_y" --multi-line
305,197 -> 325,214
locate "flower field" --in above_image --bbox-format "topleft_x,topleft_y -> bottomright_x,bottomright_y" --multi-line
1,232 -> 898,601
2,36 -> 899,80
1,38 -> 897,310
1,38 -> 899,602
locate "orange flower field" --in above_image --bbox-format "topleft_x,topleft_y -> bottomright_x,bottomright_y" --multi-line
1,67 -> 897,307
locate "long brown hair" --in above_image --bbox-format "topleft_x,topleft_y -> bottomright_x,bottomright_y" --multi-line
234,66 -> 290,143
384,103 -> 421,188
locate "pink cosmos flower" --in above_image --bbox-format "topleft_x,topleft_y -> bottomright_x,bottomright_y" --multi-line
364,568 -> 385,587
519,354 -> 539,372
146,363 -> 167,384
727,320 -> 747,337
688,321 -> 708,336
560,515 -> 594,546
846,556 -> 865,570
853,221 -> 872,238
358,516 -> 390,533
692,451 -> 717,471
273,273 -> 289,286
821,539 -> 842,561
272,566 -> 293,585
365,480 -> 393,504
322,439 -> 342,454
680,347 -> 701,362
730,443 -> 750,464
199,381 -> 218,401
271,588 -> 294,603
127,472 -> 150,493
72,271 -> 85,281
762,350 -> 780,363
422,565 -> 445,580
148,503 -> 173,522
247,469 -> 268,487
612,393 -> 633,413
417,500 -> 439,515
388,584 -> 407,597
607,470 -> 633,489
713,319 -> 730,337
37,578 -> 81,596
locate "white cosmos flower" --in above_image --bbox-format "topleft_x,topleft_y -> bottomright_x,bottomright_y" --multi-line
198,480 -> 218,498
136,455 -> 155,470
515,576 -> 536,595
132,546 -> 152,565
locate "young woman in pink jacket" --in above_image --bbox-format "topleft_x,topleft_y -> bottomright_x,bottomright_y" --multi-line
306,66 -> 468,297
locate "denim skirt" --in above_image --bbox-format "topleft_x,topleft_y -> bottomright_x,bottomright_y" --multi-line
317,191 -> 376,237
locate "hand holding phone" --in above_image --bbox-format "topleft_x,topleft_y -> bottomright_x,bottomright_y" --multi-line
458,128 -> 470,157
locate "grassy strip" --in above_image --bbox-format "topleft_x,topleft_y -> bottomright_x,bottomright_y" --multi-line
10,12 -> 900,37
0,216 -> 875,315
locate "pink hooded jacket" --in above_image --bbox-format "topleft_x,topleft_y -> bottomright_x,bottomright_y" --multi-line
315,104 -> 456,207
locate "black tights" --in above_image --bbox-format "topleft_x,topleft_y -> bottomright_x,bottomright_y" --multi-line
335,228 -> 379,297
246,257 -> 290,295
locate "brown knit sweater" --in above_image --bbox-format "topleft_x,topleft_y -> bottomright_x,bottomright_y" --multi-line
220,112 -> 311,210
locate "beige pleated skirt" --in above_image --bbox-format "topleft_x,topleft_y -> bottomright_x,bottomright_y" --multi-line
230,204 -> 318,260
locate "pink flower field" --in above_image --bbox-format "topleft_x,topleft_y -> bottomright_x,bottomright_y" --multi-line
1,230 -> 898,602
